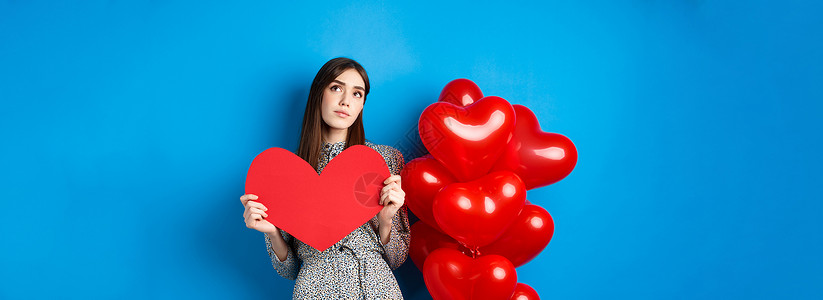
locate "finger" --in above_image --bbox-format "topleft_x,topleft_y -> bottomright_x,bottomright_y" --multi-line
384,190 -> 403,206
385,175 -> 401,185
383,175 -> 401,185
390,190 -> 404,206
249,207 -> 268,218
246,216 -> 262,229
248,213 -> 263,222
240,194 -> 258,206
389,181 -> 401,192
383,196 -> 395,208
249,219 -> 267,231
382,183 -> 393,194
380,189 -> 391,206
244,205 -> 264,220
247,200 -> 268,211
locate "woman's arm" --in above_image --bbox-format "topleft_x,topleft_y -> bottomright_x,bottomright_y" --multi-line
264,230 -> 300,280
265,230 -> 290,261
376,206 -> 411,269
242,195 -> 290,260
377,174 -> 405,243
241,194 -> 300,280
375,147 -> 411,269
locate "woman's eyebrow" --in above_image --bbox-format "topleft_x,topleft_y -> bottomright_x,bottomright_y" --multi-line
332,79 -> 365,91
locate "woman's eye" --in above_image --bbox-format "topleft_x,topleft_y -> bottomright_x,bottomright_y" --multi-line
331,85 -> 342,92
354,91 -> 362,98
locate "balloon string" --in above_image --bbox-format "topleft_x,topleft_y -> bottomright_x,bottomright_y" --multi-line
470,247 -> 480,259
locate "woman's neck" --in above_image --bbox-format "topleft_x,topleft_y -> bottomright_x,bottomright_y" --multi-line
322,127 -> 348,144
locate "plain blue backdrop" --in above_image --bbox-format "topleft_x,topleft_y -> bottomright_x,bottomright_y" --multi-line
1,0 -> 821,299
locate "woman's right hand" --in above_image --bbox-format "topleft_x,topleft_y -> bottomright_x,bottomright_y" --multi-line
241,194 -> 278,234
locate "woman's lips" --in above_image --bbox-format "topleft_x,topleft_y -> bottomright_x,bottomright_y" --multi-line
335,110 -> 349,118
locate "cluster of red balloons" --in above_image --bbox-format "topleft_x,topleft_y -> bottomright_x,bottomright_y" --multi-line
401,79 -> 578,300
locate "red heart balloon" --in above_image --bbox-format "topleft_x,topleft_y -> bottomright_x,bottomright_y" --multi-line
245,146 -> 390,251
492,104 -> 577,190
480,204 -> 554,267
400,155 -> 456,232
409,221 -> 467,271
433,171 -> 526,248
423,248 -> 518,300
419,96 -> 516,182
438,78 -> 484,106
510,283 -> 540,300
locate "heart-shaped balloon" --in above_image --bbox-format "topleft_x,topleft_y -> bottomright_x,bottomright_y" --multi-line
480,204 -> 554,267
510,283 -> 540,300
438,78 -> 484,107
433,171 -> 526,248
419,96 -> 516,182
423,248 -> 518,300
245,146 -> 390,251
400,155 -> 456,232
409,221 -> 466,271
492,104 -> 577,190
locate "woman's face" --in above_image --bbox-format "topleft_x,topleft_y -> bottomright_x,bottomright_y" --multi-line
321,68 -> 366,131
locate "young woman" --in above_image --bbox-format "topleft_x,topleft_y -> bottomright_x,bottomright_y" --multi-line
239,57 -> 410,299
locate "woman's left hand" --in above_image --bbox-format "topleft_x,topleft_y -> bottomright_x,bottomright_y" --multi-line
378,174 -> 405,224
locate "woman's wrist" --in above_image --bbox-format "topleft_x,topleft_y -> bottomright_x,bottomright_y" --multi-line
378,215 -> 393,227
265,228 -> 281,238
378,218 -> 392,245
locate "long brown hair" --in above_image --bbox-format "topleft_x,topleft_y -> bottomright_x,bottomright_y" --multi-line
297,57 -> 370,170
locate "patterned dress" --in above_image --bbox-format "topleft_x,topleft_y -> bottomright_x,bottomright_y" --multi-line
263,140 -> 410,300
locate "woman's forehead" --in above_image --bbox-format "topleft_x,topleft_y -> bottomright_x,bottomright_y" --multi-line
332,69 -> 365,89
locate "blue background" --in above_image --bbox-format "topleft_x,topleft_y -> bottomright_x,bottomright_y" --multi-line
1,0 -> 821,299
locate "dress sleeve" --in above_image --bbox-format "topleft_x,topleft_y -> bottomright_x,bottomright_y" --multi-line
380,147 -> 411,269
264,229 -> 300,280
386,146 -> 404,176
381,206 -> 411,270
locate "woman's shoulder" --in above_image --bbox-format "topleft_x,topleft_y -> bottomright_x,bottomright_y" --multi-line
364,140 -> 405,171
364,140 -> 401,158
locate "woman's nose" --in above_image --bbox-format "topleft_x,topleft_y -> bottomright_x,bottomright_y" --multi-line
339,93 -> 351,106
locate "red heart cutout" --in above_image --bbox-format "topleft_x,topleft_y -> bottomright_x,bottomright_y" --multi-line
492,104 -> 577,190
423,248 -> 518,300
510,283 -> 540,300
419,96 -> 516,182
400,154 -> 456,233
409,221 -> 467,271
433,171 -> 526,248
438,78 -> 484,107
245,145 -> 390,251
480,204 -> 554,267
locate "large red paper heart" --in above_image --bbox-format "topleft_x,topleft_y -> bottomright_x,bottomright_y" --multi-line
400,154 -> 455,233
423,248 -> 518,300
409,221 -> 466,271
433,171 -> 526,248
245,145 -> 390,251
438,78 -> 484,107
480,204 -> 554,267
492,104 -> 577,190
419,96 -> 516,182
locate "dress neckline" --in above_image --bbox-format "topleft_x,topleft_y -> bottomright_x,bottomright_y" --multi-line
321,140 -> 346,153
